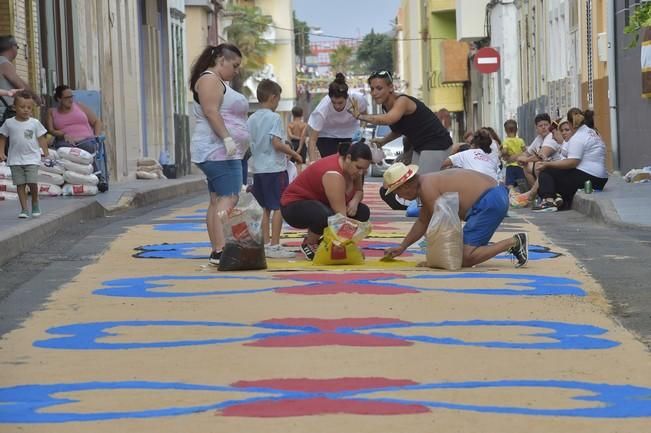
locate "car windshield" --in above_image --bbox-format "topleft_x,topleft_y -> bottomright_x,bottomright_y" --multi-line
375,125 -> 392,138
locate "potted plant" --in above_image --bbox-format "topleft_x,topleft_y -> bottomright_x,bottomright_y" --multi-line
624,1 -> 651,48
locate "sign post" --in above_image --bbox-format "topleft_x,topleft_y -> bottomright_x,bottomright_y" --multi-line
474,47 -> 501,74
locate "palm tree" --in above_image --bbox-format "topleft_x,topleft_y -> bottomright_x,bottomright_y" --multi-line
330,44 -> 354,75
224,4 -> 273,92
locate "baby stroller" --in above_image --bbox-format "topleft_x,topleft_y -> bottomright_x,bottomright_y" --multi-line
94,135 -> 109,192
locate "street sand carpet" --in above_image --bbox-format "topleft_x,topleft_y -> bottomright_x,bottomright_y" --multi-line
1,184 -> 650,432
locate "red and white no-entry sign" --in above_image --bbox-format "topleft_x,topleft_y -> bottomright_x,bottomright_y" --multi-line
474,47 -> 501,74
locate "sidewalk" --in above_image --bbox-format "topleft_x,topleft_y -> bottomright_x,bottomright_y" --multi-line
572,174 -> 651,230
0,175 -> 206,265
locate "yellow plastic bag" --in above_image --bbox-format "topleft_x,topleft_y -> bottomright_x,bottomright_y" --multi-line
313,214 -> 370,265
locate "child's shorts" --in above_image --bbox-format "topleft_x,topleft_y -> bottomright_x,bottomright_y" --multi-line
252,171 -> 289,211
463,185 -> 509,246
505,165 -> 526,186
10,164 -> 39,185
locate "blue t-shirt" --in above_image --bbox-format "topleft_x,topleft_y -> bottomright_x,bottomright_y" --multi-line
247,108 -> 287,174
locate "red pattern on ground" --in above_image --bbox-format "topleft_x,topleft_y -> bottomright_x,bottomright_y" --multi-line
247,333 -> 412,347
223,378 -> 425,417
259,317 -> 408,331
273,273 -> 417,295
220,397 -> 429,417
247,318 -> 412,347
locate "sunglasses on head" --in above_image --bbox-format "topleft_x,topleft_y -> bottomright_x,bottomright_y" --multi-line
369,70 -> 393,82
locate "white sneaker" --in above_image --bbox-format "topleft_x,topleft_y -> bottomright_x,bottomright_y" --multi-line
265,244 -> 296,259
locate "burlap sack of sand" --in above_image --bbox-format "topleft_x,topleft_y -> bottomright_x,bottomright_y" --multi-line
425,192 -> 463,270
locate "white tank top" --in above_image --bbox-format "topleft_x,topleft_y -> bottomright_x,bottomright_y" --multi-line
190,71 -> 250,163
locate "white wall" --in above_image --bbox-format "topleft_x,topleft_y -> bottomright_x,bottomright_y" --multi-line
484,1 -> 520,131
404,0 -> 423,99
456,0 -> 490,41
255,0 -> 296,113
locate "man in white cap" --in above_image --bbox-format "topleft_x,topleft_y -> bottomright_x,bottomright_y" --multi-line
383,162 -> 528,268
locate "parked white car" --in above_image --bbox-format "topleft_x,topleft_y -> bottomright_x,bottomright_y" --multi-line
368,125 -> 404,177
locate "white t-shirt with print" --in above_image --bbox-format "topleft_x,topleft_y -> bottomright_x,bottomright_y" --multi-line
0,117 -> 47,165
308,91 -> 367,138
527,132 -> 561,161
566,125 -> 608,178
449,148 -> 499,180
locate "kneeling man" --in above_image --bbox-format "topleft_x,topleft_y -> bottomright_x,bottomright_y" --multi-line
383,163 -> 528,268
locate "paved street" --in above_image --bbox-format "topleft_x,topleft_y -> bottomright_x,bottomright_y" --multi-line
1,183 -> 650,432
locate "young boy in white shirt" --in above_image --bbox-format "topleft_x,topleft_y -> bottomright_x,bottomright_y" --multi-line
247,79 -> 303,259
0,92 -> 48,218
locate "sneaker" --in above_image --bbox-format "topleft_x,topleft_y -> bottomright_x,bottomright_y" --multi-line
265,244 -> 296,259
553,195 -> 564,209
300,241 -> 318,261
510,193 -> 530,209
509,232 -> 529,268
31,206 -> 41,217
18,210 -> 29,219
208,250 -> 222,265
532,201 -> 558,212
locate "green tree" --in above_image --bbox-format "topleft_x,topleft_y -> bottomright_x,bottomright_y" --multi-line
293,12 -> 312,64
224,4 -> 273,91
356,30 -> 393,74
330,44 -> 354,75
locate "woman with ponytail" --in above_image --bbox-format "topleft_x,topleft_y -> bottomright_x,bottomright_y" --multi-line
533,108 -> 608,212
280,141 -> 372,260
306,73 -> 368,161
189,43 -> 250,265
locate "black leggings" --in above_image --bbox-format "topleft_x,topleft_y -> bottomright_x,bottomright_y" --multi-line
281,200 -> 370,235
538,168 -> 607,209
316,137 -> 350,158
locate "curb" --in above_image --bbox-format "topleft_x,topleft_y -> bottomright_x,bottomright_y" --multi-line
100,177 -> 206,214
571,191 -> 651,232
0,176 -> 206,266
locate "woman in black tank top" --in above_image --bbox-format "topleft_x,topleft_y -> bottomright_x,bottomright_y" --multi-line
350,71 -> 452,176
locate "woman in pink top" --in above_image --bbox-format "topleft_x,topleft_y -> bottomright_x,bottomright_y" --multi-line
46,85 -> 102,153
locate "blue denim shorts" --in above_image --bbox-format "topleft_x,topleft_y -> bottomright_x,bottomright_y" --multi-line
463,185 -> 509,246
196,159 -> 243,196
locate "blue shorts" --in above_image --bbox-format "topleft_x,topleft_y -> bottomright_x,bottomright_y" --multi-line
505,165 -> 526,186
252,171 -> 289,210
196,159 -> 242,196
463,185 -> 509,247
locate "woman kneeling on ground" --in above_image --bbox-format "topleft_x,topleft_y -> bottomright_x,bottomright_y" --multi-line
534,108 -> 608,212
280,141 -> 372,260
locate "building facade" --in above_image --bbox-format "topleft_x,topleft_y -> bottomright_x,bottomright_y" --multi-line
613,0 -> 651,172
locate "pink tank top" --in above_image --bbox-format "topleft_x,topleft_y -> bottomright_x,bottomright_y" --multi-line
51,103 -> 94,139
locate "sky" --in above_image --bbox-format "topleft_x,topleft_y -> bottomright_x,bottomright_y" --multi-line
293,0 -> 401,41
